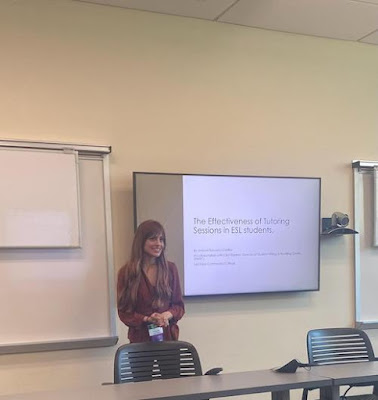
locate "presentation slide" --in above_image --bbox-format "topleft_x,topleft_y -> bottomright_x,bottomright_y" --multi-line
182,175 -> 320,295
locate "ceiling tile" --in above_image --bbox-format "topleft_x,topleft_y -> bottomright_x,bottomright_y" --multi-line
218,0 -> 378,41
77,0 -> 236,20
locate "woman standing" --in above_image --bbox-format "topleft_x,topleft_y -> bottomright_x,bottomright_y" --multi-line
117,220 -> 185,343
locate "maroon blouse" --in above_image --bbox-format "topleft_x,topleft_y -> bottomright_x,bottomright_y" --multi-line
117,261 -> 185,343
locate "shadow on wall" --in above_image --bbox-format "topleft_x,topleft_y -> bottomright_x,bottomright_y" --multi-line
111,188 -> 134,269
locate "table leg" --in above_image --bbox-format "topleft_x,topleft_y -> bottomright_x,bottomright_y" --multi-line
320,385 -> 340,400
272,390 -> 290,400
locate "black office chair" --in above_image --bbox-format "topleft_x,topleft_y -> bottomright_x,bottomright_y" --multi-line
113,340 -> 222,384
302,328 -> 378,400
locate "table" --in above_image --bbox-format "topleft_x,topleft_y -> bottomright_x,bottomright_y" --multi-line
0,369 -> 332,400
311,362 -> 378,400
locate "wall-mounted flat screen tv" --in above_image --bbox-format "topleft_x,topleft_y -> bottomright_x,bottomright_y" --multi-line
133,172 -> 321,296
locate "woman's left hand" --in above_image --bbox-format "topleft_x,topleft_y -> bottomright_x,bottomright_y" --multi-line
150,312 -> 166,327
150,311 -> 172,327
160,311 -> 173,327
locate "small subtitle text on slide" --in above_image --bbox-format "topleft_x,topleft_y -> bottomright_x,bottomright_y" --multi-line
193,248 -> 301,266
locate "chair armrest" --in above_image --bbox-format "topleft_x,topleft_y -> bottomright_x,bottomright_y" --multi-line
204,367 -> 223,375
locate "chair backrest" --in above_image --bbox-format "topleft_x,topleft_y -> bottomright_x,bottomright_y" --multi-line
114,341 -> 203,384
307,328 -> 375,365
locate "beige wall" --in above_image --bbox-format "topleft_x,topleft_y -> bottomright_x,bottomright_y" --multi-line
1,0 -> 378,397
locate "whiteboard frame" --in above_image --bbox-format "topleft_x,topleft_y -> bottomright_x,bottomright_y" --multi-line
0,139 -> 111,154
353,160 -> 378,329
0,139 -> 117,354
374,167 -> 378,247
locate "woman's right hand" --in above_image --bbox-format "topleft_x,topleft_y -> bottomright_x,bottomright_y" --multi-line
150,312 -> 168,327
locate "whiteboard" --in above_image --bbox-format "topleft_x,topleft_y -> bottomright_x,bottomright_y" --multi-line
0,141 -> 117,354
0,148 -> 80,248
353,161 -> 378,328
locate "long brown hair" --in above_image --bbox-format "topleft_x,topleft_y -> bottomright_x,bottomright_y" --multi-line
117,220 -> 172,312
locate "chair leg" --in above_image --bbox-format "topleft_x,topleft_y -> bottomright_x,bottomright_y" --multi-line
373,384 -> 378,396
272,390 -> 290,400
